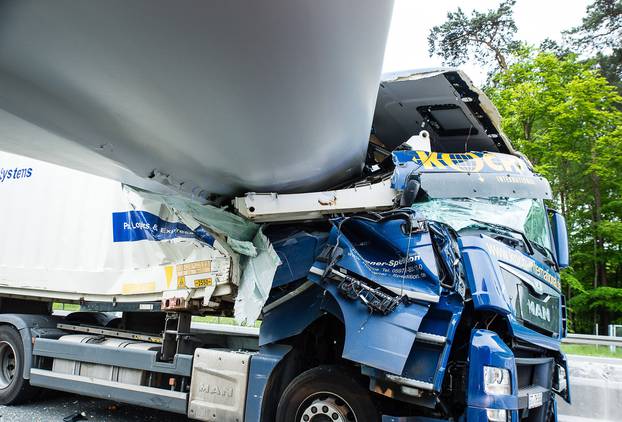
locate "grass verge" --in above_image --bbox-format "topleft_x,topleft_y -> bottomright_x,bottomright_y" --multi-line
562,343 -> 622,358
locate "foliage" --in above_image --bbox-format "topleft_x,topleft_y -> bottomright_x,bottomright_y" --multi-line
570,287 -> 622,314
487,51 -> 622,332
565,0 -> 621,51
430,0 -> 622,333
427,0 -> 519,70
565,0 -> 622,93
569,287 -> 622,331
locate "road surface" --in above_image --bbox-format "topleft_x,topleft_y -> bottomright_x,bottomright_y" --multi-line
0,392 -> 186,422
2,354 -> 620,421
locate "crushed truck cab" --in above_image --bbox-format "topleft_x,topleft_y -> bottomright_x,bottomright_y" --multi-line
0,64 -> 569,421
255,143 -> 570,421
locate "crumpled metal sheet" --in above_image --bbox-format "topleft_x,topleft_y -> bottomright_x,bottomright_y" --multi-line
125,187 -> 281,324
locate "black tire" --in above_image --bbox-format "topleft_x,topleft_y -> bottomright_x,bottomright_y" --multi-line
276,365 -> 380,422
0,325 -> 38,404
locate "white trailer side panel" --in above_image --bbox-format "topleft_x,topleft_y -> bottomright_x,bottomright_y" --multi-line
0,151 -> 233,305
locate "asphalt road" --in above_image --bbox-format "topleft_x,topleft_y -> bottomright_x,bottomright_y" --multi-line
3,354 -> 619,421
0,392 -> 188,422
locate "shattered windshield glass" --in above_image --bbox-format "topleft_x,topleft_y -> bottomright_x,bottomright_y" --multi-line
411,197 -> 553,252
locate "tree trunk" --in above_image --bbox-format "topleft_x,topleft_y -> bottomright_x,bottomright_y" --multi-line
493,48 -> 508,70
591,171 -> 607,287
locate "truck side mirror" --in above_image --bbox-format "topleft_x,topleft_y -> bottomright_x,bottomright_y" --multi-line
400,175 -> 421,207
549,211 -> 569,269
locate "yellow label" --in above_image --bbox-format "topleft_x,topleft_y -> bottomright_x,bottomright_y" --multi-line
412,151 -> 527,174
176,260 -> 211,276
164,265 -> 174,288
121,281 -> 156,295
177,276 -> 187,289
193,278 -> 213,288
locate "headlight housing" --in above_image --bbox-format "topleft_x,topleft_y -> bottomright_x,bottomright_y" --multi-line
486,408 -> 508,422
554,364 -> 567,393
483,366 -> 511,395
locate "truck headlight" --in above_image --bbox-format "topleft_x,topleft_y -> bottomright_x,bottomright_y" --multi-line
483,366 -> 511,395
554,364 -> 567,393
486,408 -> 508,422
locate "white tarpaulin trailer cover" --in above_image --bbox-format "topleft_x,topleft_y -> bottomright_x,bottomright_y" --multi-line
0,151 -> 279,324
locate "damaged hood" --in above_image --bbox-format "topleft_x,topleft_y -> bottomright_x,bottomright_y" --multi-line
0,0 -> 394,199
373,69 -> 515,154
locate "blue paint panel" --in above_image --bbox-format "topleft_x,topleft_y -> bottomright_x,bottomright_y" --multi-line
460,235 -> 566,353
267,228 -> 328,288
112,210 -> 214,244
330,216 -> 441,300
403,342 -> 441,384
429,295 -> 464,390
390,150 -> 533,192
467,329 -> 519,410
460,242 -> 512,314
460,235 -> 560,292
507,316 -> 561,352
244,344 -> 292,422
261,265 -> 429,375
261,214 -> 438,375
259,283 -> 331,346
309,266 -> 430,375
400,294 -> 464,391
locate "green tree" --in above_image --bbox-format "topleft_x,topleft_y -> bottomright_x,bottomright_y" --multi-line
565,0 -> 622,93
429,0 -> 622,334
487,52 -> 622,331
566,0 -> 621,51
427,0 -> 519,70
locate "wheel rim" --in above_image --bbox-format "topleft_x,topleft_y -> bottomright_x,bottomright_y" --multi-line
0,341 -> 16,389
296,392 -> 357,422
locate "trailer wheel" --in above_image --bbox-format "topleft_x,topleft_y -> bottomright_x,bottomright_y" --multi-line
0,325 -> 37,404
276,365 -> 379,422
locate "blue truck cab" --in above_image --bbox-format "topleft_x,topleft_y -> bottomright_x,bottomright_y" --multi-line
256,150 -> 570,422
251,71 -> 571,422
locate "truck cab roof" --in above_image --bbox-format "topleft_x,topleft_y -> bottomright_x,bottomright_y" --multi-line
374,69 -> 515,155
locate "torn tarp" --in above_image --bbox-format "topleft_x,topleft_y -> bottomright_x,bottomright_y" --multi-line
124,186 -> 281,325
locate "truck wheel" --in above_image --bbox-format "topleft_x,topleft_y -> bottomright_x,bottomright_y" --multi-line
276,365 -> 379,422
0,325 -> 37,404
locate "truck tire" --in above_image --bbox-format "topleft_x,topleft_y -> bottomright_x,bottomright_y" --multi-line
276,365 -> 380,422
0,325 -> 38,404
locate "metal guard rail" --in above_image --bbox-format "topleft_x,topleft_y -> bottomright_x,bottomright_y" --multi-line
563,333 -> 622,347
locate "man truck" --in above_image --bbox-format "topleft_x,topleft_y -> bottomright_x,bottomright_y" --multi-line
0,2 -> 569,421
0,69 -> 570,422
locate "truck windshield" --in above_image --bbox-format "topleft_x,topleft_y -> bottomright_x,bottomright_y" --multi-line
411,197 -> 553,253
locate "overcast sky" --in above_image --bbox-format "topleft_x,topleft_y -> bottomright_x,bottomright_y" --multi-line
382,0 -> 591,85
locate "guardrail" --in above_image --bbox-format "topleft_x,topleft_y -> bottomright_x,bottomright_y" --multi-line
563,333 -> 622,347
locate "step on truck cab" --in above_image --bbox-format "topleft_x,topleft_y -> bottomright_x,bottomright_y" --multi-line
0,67 -> 570,421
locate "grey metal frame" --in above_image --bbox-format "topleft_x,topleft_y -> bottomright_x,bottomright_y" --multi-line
30,369 -> 188,414
32,338 -> 192,376
30,336 -> 194,414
